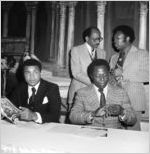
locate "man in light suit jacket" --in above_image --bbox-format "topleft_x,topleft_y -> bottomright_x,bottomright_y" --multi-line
68,27 -> 106,111
9,58 -> 61,123
70,59 -> 137,130
109,25 -> 149,130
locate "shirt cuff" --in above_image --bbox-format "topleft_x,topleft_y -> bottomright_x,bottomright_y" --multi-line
34,112 -> 42,124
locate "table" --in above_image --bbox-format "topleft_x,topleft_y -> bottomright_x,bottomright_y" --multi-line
1,120 -> 149,153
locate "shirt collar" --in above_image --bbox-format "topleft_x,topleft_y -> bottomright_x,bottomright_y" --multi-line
28,81 -> 40,93
93,84 -> 108,96
85,42 -> 93,54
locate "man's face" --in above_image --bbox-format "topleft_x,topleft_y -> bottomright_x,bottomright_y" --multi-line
24,65 -> 41,86
114,31 -> 129,50
92,66 -> 109,89
86,29 -> 103,49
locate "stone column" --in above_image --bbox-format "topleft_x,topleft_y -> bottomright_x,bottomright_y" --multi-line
25,3 -> 32,52
66,2 -> 77,68
97,1 -> 106,49
49,2 -> 56,60
30,2 -> 38,54
2,3 -> 12,38
139,2 -> 148,50
54,4 -> 60,60
57,2 -> 67,68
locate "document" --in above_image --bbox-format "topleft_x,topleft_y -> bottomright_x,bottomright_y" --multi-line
48,123 -> 108,138
1,97 -> 21,124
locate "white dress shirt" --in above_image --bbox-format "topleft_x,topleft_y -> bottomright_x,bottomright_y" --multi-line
93,84 -> 108,103
85,42 -> 95,59
28,82 -> 42,124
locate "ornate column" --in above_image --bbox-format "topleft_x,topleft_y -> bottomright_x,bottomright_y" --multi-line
25,2 -> 32,52
139,2 -> 148,50
2,3 -> 12,37
54,3 -> 60,60
57,2 -> 67,68
66,2 -> 77,68
49,2 -> 56,60
30,2 -> 38,54
97,1 -> 106,49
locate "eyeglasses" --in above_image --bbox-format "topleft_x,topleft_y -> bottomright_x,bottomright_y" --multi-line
92,37 -> 103,43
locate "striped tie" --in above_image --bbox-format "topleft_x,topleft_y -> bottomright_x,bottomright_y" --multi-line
99,88 -> 106,108
29,87 -> 36,105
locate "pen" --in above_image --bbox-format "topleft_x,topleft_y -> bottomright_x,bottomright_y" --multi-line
81,126 -> 108,131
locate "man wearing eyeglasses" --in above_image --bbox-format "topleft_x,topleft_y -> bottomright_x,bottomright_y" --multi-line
68,26 -> 106,113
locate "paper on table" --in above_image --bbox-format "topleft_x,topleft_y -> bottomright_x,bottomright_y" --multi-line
1,97 -> 21,124
48,124 -> 108,138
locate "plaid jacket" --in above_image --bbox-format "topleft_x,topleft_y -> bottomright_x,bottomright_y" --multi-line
110,45 -> 149,111
69,83 -> 137,129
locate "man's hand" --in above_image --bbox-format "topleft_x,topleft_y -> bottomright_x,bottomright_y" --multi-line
93,107 -> 107,117
114,65 -> 123,77
93,104 -> 124,118
19,107 -> 37,121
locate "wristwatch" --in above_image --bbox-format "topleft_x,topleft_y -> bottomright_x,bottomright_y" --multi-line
119,114 -> 126,121
87,113 -> 94,123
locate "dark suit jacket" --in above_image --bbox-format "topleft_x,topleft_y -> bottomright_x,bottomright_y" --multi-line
9,79 -> 61,123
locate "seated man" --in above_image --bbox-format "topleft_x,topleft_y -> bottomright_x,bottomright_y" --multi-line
9,57 -> 61,124
69,59 -> 138,130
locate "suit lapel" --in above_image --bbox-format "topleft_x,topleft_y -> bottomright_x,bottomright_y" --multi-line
82,43 -> 93,62
20,83 -> 29,107
88,84 -> 100,108
34,79 -> 46,105
123,45 -> 136,70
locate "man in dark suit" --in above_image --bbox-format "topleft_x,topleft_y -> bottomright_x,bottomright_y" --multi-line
9,58 -> 61,123
70,59 -> 138,130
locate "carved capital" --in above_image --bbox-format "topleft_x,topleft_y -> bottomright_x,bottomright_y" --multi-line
59,2 -> 67,18
1,2 -> 13,11
97,1 -> 107,15
139,1 -> 148,15
68,1 -> 78,8
59,1 -> 67,7
25,2 -> 38,13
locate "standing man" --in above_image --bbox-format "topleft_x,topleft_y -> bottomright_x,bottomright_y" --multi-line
68,26 -> 106,111
69,59 -> 137,130
109,25 -> 149,130
9,58 -> 61,123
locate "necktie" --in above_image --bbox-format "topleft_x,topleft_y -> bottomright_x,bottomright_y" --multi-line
99,88 -> 106,108
91,49 -> 95,60
29,87 -> 36,105
115,51 -> 125,69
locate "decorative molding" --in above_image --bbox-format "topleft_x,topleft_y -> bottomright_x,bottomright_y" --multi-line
67,1 -> 78,7
139,1 -> 148,15
97,1 -> 107,15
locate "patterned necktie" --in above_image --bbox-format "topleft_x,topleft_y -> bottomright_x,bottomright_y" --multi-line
115,51 -> 125,69
29,87 -> 36,105
91,49 -> 95,60
99,88 -> 106,108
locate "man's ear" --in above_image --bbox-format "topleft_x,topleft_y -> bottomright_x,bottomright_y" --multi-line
126,36 -> 130,42
85,36 -> 89,42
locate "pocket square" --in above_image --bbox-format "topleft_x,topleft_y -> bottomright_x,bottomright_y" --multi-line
42,96 -> 48,104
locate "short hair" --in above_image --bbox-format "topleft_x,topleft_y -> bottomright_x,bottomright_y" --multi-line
23,59 -> 42,71
82,26 -> 100,42
112,25 -> 135,43
87,59 -> 110,80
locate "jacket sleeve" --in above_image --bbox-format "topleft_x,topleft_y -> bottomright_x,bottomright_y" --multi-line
120,91 -> 137,126
70,47 -> 91,85
69,91 -> 91,124
39,85 -> 61,123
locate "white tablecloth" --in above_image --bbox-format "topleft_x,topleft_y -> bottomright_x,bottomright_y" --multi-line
1,120 -> 149,153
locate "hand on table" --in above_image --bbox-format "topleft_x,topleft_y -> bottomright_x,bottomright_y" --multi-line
19,107 -> 37,121
93,104 -> 124,118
